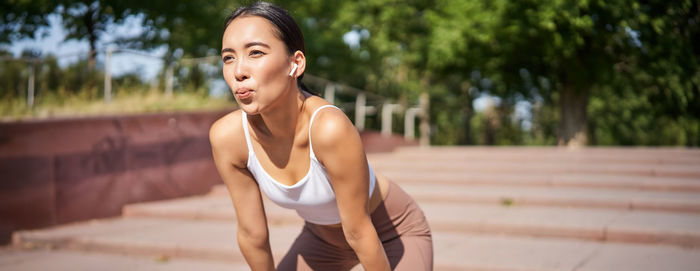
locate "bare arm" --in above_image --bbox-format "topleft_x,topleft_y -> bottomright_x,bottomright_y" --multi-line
210,112 -> 274,271
312,109 -> 391,271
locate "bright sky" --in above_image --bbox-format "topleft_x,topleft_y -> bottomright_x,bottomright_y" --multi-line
8,13 -> 165,80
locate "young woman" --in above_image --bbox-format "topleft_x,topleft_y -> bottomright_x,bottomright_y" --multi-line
209,2 -> 432,270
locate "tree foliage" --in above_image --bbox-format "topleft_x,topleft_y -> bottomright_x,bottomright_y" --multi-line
0,0 -> 54,43
2,0 -> 698,146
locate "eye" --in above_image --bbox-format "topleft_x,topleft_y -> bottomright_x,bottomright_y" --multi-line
222,55 -> 234,63
250,50 -> 265,57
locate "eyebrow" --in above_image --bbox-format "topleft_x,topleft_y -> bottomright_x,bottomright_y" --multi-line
221,41 -> 271,55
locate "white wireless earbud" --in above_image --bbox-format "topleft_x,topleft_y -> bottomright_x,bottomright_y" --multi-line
289,63 -> 298,77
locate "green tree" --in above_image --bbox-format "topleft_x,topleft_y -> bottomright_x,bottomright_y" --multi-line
55,0 -> 137,69
3,1 -> 154,70
0,0 -> 54,43
274,0 -> 368,87
587,1 -> 700,146
0,50 -> 28,99
3,1 -> 240,68
425,0 -> 503,144
486,0 -> 637,146
424,0 -> 699,146
135,1 -> 238,58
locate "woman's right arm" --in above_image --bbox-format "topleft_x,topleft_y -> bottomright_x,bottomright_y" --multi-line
209,113 -> 274,271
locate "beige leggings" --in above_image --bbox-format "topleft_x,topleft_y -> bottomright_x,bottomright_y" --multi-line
277,181 -> 433,270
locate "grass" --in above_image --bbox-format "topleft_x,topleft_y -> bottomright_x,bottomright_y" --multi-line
1,89 -> 236,121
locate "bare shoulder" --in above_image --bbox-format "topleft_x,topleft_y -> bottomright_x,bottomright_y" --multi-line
209,109 -> 248,167
308,98 -> 359,151
209,109 -> 240,146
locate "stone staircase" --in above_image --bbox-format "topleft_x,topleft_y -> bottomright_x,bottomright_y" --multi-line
4,147 -> 700,270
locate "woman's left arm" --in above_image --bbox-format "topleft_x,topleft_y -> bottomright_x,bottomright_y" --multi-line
312,109 -> 391,271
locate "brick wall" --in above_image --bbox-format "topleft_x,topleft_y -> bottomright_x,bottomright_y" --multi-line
0,110 -> 229,244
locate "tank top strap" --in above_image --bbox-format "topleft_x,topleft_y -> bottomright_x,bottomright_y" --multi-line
240,110 -> 254,154
308,105 -> 341,158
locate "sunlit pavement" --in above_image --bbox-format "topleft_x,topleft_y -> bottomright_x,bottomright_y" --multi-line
4,146 -> 700,270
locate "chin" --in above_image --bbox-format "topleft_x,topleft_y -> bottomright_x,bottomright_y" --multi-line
239,104 -> 263,115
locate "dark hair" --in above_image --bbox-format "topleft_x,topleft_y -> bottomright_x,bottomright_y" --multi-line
224,1 -> 316,95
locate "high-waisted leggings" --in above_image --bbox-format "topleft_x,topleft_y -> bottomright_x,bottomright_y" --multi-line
277,180 -> 433,270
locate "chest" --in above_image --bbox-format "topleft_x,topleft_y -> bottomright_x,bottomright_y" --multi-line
249,135 -> 312,187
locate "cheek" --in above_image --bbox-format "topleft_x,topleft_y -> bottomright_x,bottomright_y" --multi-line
253,60 -> 279,82
222,66 -> 235,88
258,53 -> 290,78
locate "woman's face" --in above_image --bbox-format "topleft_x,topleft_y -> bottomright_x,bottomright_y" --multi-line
221,16 -> 295,115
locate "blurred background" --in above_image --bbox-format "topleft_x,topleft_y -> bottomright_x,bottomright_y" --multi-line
2,1 -> 700,270
3,0 -> 698,147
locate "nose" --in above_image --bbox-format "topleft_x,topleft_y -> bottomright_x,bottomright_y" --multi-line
233,59 -> 249,82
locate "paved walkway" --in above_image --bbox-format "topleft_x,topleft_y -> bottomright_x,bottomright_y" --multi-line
4,147 -> 700,270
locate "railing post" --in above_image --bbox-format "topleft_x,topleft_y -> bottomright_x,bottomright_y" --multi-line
355,93 -> 366,131
404,107 -> 421,140
165,62 -> 174,97
27,59 -> 35,108
419,92 -> 430,147
104,48 -> 112,103
324,83 -> 336,105
381,103 -> 400,137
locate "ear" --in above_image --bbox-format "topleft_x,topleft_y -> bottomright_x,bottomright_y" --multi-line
290,50 -> 306,78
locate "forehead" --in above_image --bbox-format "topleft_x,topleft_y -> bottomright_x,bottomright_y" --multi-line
222,16 -> 282,48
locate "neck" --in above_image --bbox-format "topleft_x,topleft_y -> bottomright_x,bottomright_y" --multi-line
251,86 -> 308,141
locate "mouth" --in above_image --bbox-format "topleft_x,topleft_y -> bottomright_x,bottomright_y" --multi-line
235,88 -> 253,99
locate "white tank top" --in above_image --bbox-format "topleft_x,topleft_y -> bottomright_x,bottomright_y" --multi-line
241,105 -> 376,225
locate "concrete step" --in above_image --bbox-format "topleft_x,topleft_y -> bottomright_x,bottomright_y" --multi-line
0,246 -> 247,271
400,183 -> 700,214
370,154 -> 700,168
421,203 -> 700,248
10,217 -> 362,270
8,146 -> 699,270
122,195 -> 300,225
123,193 -> 700,248
387,146 -> 700,165
368,158 -> 700,179
209,182 -> 700,214
11,217 -> 299,264
378,170 -> 700,192
10,216 -> 700,271
433,232 -> 700,271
